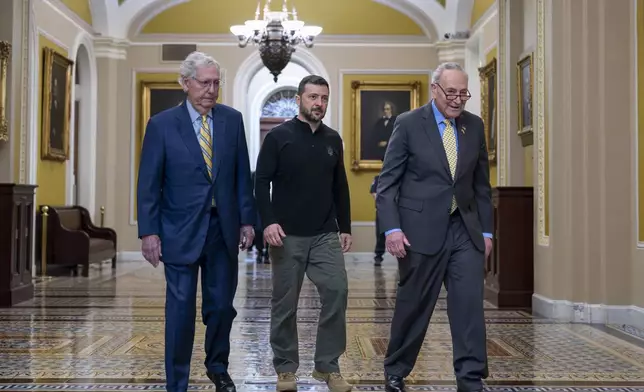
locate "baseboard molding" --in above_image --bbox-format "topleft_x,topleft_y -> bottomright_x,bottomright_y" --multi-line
533,293 -> 644,330
118,251 -> 145,261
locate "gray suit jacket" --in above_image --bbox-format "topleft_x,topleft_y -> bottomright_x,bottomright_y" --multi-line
375,102 -> 493,256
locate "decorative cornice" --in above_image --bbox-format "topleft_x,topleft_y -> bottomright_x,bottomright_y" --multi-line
434,39 -> 467,62
94,37 -> 129,60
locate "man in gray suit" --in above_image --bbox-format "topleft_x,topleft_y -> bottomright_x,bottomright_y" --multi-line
376,62 -> 493,392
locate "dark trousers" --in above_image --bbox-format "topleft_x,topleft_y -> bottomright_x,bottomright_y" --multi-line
269,232 -> 348,373
374,212 -> 386,257
163,210 -> 238,392
384,212 -> 488,391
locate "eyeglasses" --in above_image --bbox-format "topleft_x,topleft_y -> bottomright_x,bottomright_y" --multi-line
433,83 -> 471,101
192,77 -> 223,90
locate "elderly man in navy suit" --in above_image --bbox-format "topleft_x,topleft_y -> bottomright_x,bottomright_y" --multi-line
137,51 -> 256,392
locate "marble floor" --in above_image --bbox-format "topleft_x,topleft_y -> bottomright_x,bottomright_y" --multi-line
1,253 -> 644,391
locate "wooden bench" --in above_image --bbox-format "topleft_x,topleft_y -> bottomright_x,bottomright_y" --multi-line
37,205 -> 117,277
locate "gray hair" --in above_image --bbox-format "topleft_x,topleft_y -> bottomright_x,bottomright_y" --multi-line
431,62 -> 467,84
178,51 -> 221,85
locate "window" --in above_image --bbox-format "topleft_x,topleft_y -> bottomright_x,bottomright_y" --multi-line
261,88 -> 298,118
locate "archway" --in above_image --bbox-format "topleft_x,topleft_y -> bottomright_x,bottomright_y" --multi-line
235,49 -> 332,170
67,34 -> 97,218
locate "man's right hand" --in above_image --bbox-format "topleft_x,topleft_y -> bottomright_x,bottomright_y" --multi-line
386,231 -> 410,259
264,223 -> 286,247
142,235 -> 162,267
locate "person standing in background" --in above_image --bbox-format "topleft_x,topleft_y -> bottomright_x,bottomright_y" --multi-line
370,168 -> 386,266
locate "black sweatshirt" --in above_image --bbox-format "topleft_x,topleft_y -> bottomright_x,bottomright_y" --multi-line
254,117 -> 351,236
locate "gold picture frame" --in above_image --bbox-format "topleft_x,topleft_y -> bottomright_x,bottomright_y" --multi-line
479,58 -> 497,162
41,47 -> 73,161
139,81 -> 186,143
517,52 -> 534,146
0,41 -> 11,142
350,80 -> 421,171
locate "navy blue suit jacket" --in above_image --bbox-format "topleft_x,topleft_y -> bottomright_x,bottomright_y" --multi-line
137,101 -> 256,264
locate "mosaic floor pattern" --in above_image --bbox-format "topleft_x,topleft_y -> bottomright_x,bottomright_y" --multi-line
1,252 -> 644,391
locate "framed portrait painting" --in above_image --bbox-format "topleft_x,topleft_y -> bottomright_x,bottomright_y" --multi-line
140,81 -> 187,142
479,58 -> 497,162
350,80 -> 421,171
41,48 -> 73,161
517,52 -> 534,145
0,41 -> 10,142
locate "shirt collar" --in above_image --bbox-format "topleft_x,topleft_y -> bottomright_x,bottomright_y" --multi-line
431,100 -> 453,125
292,116 -> 327,133
186,100 -> 211,122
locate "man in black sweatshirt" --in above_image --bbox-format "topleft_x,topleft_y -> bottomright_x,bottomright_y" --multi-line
254,75 -> 352,392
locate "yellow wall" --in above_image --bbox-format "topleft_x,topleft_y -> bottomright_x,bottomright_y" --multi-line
638,0 -> 644,241
470,0 -> 496,28
60,0 -> 92,26
485,47 -> 498,188
141,0 -> 424,35
341,73 -> 430,222
36,35 -> 68,207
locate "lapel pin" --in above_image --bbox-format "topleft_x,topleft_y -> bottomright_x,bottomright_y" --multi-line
460,125 -> 466,134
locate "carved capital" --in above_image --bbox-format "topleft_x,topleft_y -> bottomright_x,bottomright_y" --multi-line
94,37 -> 129,60
434,39 -> 467,64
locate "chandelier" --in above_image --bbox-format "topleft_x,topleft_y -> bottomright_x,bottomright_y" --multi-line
230,0 -> 322,82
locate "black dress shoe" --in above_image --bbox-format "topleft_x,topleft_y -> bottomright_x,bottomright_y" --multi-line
207,372 -> 236,392
385,375 -> 406,392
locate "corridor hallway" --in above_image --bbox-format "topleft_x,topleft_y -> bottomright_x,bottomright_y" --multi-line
0,255 -> 643,391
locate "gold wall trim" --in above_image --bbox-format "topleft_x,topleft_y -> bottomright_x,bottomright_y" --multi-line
497,0 -> 507,185
479,58 -> 497,162
0,41 -> 10,143
18,0 -> 31,184
536,0 -> 549,245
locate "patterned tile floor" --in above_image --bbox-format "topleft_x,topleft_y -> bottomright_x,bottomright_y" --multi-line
1,252 -> 644,391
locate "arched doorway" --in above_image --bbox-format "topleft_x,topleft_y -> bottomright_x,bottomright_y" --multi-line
240,58 -> 326,170
67,39 -> 97,216
259,88 -> 298,145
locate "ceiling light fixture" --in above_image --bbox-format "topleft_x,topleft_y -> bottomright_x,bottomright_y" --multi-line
230,0 -> 322,82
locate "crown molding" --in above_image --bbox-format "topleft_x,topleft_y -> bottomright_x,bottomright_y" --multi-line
42,0 -> 96,36
128,33 -> 435,48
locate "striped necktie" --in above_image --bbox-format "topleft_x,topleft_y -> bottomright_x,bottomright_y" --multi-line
198,115 -> 212,178
198,115 -> 215,206
442,119 -> 458,214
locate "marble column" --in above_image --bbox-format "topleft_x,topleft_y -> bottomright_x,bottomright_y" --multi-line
532,0 -> 640,325
93,37 -> 129,230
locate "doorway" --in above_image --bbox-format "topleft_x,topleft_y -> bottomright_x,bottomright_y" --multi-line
259,88 -> 298,148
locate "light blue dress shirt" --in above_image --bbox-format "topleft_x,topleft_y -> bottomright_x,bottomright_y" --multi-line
383,100 -> 492,239
186,100 -> 214,142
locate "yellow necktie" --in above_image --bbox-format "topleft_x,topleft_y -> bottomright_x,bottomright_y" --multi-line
198,115 -> 215,206
442,119 -> 458,214
198,115 -> 212,178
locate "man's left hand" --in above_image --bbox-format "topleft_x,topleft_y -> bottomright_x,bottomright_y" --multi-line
340,233 -> 352,253
484,237 -> 493,260
240,225 -> 255,250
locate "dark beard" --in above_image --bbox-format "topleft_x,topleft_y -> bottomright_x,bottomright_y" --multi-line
300,107 -> 323,122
